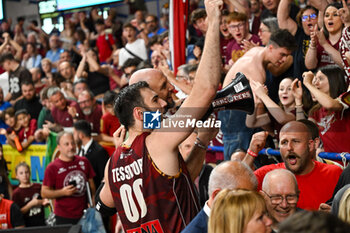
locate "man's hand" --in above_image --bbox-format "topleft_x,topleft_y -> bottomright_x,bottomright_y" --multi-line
67,106 -> 78,118
251,80 -> 268,99
42,198 -> 50,206
248,131 -> 269,154
319,203 -> 331,212
61,185 -> 77,196
204,0 -> 223,23
113,125 -> 126,148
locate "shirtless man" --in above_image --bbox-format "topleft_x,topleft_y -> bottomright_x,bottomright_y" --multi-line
96,1 -> 223,233
223,29 -> 296,85
219,29 -> 296,160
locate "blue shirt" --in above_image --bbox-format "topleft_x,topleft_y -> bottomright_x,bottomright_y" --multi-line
0,101 -> 11,131
148,27 -> 167,38
45,48 -> 63,72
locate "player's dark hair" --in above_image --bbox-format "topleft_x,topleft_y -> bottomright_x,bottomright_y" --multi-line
114,81 -> 149,130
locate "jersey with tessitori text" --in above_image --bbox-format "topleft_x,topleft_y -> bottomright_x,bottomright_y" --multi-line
108,133 -> 200,233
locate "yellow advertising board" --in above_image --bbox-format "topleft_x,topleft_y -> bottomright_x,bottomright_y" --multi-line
3,144 -> 47,184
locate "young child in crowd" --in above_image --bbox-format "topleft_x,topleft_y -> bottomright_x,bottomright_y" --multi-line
0,108 -> 23,151
12,162 -> 48,227
100,90 -> 120,144
15,109 -> 37,150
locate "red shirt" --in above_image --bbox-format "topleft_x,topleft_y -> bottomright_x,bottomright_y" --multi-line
316,38 -> 340,68
51,100 -> 82,127
220,36 -> 234,65
309,104 -> 350,153
96,33 -> 115,63
83,104 -> 103,133
225,34 -> 261,64
0,199 -> 13,229
108,133 -> 200,233
18,119 -> 37,143
254,161 -> 342,210
100,112 -> 120,137
43,156 -> 95,219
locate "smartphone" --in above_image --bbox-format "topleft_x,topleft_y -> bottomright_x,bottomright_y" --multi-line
33,193 -> 42,199
68,180 -> 77,187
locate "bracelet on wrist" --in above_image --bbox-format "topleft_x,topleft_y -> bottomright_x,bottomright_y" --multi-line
247,149 -> 258,158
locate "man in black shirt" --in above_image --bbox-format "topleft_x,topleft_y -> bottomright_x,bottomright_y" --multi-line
0,53 -> 32,105
14,80 -> 42,120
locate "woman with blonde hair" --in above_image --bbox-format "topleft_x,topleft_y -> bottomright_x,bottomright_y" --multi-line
331,184 -> 350,224
208,189 -> 272,233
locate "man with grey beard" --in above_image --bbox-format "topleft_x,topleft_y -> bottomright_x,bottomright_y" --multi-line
76,90 -> 102,134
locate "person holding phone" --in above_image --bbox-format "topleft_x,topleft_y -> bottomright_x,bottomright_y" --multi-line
41,131 -> 96,225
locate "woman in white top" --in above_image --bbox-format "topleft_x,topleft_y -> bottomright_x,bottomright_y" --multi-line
21,43 -> 42,69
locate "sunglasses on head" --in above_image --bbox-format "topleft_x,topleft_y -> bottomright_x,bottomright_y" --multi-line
302,13 -> 317,22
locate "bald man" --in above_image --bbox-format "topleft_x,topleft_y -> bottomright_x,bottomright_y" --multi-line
129,68 -> 175,111
261,169 -> 299,232
246,121 -> 342,210
182,161 -> 257,233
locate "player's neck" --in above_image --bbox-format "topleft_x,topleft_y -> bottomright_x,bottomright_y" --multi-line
124,128 -> 142,147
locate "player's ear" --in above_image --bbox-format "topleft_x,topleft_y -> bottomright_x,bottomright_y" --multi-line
133,107 -> 144,121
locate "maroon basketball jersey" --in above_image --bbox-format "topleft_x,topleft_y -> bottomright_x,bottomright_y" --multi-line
108,133 -> 199,233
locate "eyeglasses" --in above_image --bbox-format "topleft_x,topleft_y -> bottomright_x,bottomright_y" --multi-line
302,13 -> 317,22
228,23 -> 245,30
262,190 -> 299,205
259,28 -> 270,33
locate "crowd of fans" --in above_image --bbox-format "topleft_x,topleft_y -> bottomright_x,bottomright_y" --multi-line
0,0 -> 349,232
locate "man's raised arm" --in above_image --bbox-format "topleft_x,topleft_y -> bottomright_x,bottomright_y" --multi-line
147,0 -> 223,176
183,0 -> 222,110
150,0 -> 222,143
